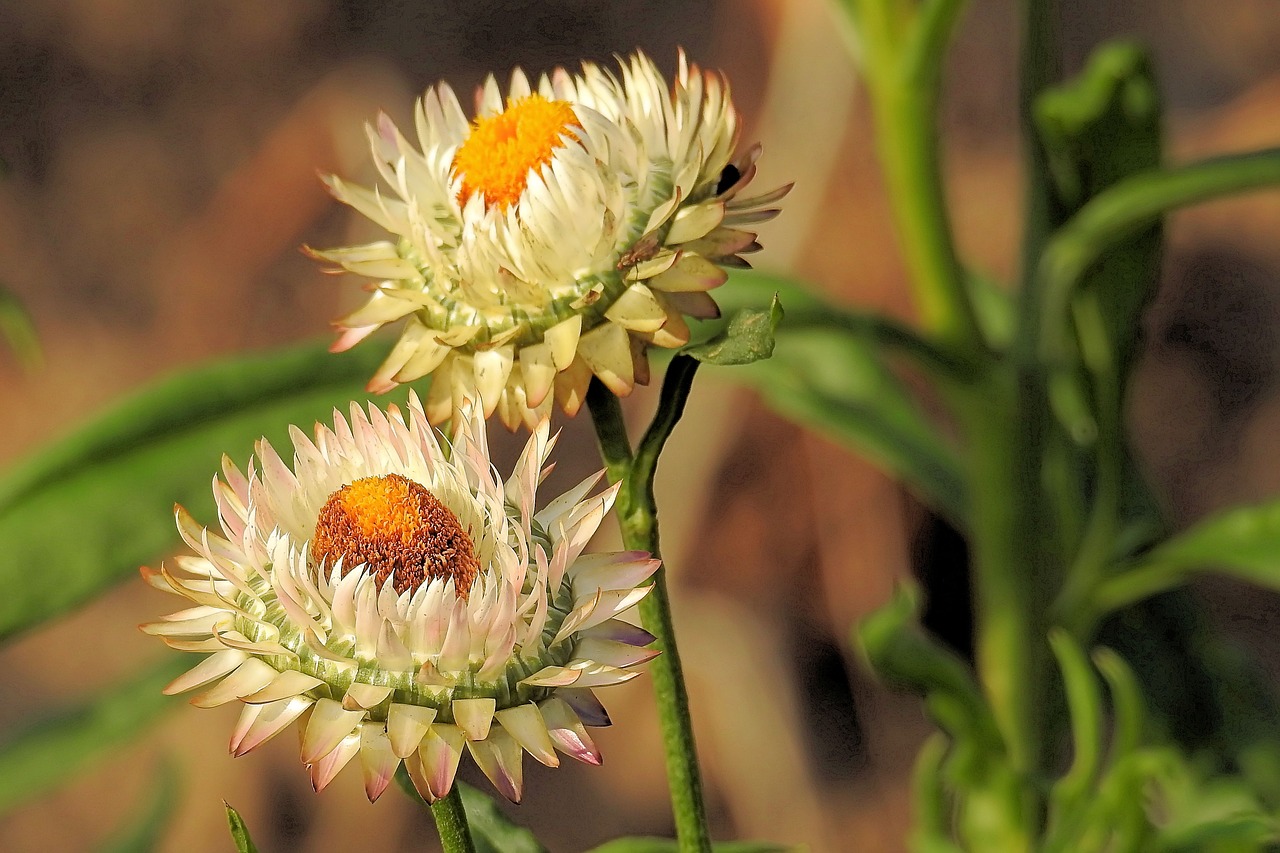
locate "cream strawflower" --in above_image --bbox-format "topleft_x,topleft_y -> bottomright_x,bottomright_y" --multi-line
140,395 -> 659,803
311,50 -> 789,429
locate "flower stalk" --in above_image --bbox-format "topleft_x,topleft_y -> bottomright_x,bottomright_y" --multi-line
430,787 -> 478,853
587,371 -> 711,853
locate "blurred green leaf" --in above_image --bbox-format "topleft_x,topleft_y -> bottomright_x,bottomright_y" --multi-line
223,803 -> 261,853
457,783 -> 547,853
394,767 -> 547,853
856,584 -> 998,752
1095,497 -> 1280,612
1035,40 -> 1163,454
712,271 -> 967,529
682,293 -> 781,366
0,657 -> 185,815
1037,146 -> 1280,439
1047,631 -> 1104,810
585,839 -> 790,853
0,285 -> 41,371
0,339 -> 391,642
97,760 -> 180,853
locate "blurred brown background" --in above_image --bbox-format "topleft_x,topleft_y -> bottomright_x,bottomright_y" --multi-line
3,1 -> 1280,850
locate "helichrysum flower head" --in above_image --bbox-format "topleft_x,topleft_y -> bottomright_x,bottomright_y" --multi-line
141,395 -> 659,803
311,50 -> 789,429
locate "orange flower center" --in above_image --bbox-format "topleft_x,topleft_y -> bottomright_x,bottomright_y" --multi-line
452,94 -> 580,210
311,474 -> 479,598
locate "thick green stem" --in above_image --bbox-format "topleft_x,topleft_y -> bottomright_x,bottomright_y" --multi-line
430,786 -> 477,853
586,376 -> 711,853
851,0 -> 983,354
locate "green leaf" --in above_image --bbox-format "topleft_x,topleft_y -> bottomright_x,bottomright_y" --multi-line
1095,498 -> 1280,612
856,584 -> 998,752
1034,41 -> 1163,444
1037,146 -> 1280,440
97,760 -> 181,853
0,285 -> 41,371
1046,630 -> 1104,817
0,658 -> 186,815
585,839 -> 790,853
223,803 -> 261,853
457,783 -> 547,853
682,293 -> 782,366
0,338 -> 391,642
711,272 -> 967,528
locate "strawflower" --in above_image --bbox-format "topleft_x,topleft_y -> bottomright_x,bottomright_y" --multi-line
141,395 -> 659,803
312,50 -> 789,428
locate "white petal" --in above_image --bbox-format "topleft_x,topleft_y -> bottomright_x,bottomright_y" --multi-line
544,315 -> 582,370
240,670 -> 325,705
576,322 -> 635,396
452,697 -> 496,742
603,283 -> 667,333
189,659 -> 279,709
388,703 -> 438,759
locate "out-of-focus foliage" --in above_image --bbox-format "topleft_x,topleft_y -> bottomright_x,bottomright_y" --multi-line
0,340 -> 391,642
0,659 -> 185,816
98,761 -> 181,853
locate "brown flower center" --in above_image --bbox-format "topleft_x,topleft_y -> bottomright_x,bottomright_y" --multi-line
310,474 -> 479,598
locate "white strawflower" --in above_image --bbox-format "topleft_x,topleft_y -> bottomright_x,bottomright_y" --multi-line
312,50 -> 789,428
142,395 -> 658,802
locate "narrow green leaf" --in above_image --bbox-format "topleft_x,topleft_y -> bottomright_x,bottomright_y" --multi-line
585,839 -> 790,853
1046,630 -> 1104,813
1095,497 -> 1280,612
856,584 -> 999,751
711,272 -> 967,528
1034,41 -> 1163,443
0,657 -> 186,815
0,285 -> 41,371
0,338 -> 391,641
681,293 -> 782,366
1038,146 -> 1280,436
97,760 -> 181,853
223,803 -> 261,853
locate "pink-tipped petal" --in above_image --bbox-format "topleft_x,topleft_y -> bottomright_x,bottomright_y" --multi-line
539,697 -> 602,765
301,698 -> 365,764
359,723 -> 400,802
309,730 -> 361,792
467,726 -> 524,803
495,703 -> 559,768
235,696 -> 314,757
420,724 -> 466,800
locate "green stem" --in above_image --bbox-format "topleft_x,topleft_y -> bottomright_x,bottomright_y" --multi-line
586,374 -> 711,853
430,786 -> 477,853
848,0 -> 983,353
